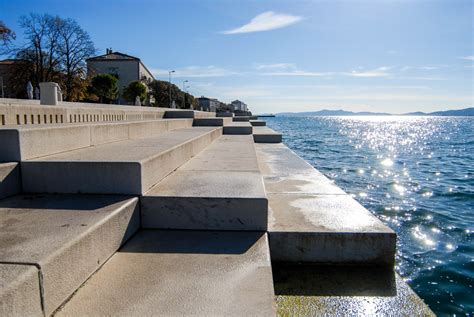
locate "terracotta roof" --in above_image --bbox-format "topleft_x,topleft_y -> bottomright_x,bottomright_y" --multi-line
0,59 -> 20,65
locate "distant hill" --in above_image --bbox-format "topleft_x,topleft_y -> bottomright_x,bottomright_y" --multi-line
277,107 -> 474,117
404,108 -> 474,116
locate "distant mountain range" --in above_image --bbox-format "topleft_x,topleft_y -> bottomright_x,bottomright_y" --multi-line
278,107 -> 474,117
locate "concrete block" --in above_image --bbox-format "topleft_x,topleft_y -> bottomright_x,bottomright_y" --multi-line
255,143 -> 316,176
250,120 -> 266,126
232,116 -> 249,122
142,170 -> 268,231
274,264 -> 434,316
90,122 -> 129,146
193,118 -> 224,126
223,122 -> 253,135
256,143 -> 396,265
268,193 -> 396,265
0,162 -> 21,199
193,110 -> 217,118
216,112 -> 233,117
0,125 -> 91,161
165,118 -> 193,131
21,128 -> 221,195
253,127 -> 282,143
181,135 -> 260,172
263,173 -> 346,195
163,110 -> 194,118
0,264 -> 42,317
56,230 -> 276,316
127,120 -> 169,139
0,194 -> 140,315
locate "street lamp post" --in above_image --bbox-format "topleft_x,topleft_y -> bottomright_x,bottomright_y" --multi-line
168,70 -> 175,108
182,80 -> 189,108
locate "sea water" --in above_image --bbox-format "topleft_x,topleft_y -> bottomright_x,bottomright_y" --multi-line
265,116 -> 473,315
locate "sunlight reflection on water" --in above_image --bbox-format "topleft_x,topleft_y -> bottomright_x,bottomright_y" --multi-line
266,116 -> 474,315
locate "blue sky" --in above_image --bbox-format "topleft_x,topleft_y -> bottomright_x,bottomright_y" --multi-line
2,0 -> 473,113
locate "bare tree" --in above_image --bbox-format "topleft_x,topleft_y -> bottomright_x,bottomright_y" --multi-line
7,14 -> 96,100
0,20 -> 16,55
18,14 -> 61,86
57,18 -> 96,101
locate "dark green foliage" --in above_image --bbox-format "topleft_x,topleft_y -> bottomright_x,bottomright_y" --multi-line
148,79 -> 197,109
123,80 -> 147,103
88,74 -> 118,103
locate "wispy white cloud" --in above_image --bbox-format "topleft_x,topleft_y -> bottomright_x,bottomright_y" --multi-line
255,63 -> 295,70
222,11 -> 303,35
345,67 -> 392,78
256,63 -> 334,77
401,66 -> 441,71
459,55 -> 474,61
151,66 -> 238,78
260,70 -> 334,77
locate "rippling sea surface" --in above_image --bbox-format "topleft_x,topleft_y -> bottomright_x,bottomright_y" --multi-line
265,116 -> 473,315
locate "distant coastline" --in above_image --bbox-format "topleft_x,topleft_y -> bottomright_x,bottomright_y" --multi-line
278,107 -> 474,117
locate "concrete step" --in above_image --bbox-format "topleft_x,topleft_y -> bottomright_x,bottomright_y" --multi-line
142,135 -> 268,231
0,264 -> 42,317
255,143 -> 396,266
193,117 -> 233,126
21,127 -> 222,195
223,122 -> 253,135
0,194 -> 140,315
0,118 -> 193,162
0,162 -> 21,199
250,119 -> 266,126
273,264 -> 434,316
253,126 -> 282,143
164,110 -> 217,119
232,116 -> 250,122
55,230 -> 276,316
163,110 -> 195,118
216,112 -> 233,117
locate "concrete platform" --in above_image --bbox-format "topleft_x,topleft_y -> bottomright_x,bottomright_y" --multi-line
216,112 -> 233,117
142,170 -> 268,231
223,122 -> 253,135
180,135 -> 260,172
0,194 -> 140,315
0,264 -> 42,317
0,119 -> 193,161
273,264 -> 434,316
21,127 -> 222,195
253,127 -> 282,143
193,117 -> 233,127
255,143 -> 396,265
0,162 -> 20,199
193,117 -> 224,126
232,116 -> 250,122
268,194 -> 396,265
56,230 -> 276,316
142,134 -> 267,231
250,119 -> 266,126
163,110 -> 194,118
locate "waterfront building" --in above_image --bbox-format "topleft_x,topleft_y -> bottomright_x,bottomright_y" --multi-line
196,96 -> 220,112
231,100 -> 248,112
86,49 -> 154,104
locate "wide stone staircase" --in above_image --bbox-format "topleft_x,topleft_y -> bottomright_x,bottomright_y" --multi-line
0,101 -> 432,316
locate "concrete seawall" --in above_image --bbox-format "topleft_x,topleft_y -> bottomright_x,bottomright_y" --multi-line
0,99 -> 433,316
